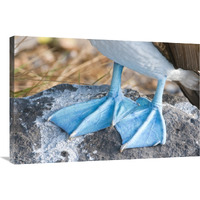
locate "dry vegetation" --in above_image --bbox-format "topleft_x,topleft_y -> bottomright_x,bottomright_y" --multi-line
13,36 -> 181,97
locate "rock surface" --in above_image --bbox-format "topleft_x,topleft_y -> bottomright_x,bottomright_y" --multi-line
10,84 -> 200,164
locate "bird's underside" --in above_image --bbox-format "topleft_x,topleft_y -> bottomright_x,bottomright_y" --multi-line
49,40 -> 200,153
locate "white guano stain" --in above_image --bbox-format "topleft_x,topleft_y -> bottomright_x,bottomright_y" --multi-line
32,87 -> 86,163
31,85 -> 106,163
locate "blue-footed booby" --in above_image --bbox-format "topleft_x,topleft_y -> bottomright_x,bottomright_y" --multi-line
48,40 -> 199,152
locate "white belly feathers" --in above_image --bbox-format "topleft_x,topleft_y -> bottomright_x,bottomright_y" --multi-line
90,39 -> 175,80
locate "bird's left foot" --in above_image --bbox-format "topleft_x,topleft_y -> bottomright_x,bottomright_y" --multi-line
116,97 -> 166,152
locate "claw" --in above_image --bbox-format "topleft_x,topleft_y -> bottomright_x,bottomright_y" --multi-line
120,143 -> 127,153
47,116 -> 52,122
69,131 -> 77,139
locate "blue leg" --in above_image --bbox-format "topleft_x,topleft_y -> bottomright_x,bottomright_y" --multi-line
116,77 -> 167,152
48,62 -> 138,138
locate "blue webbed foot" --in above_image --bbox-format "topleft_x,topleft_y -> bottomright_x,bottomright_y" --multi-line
116,77 -> 167,152
48,62 -> 138,138
48,92 -> 137,138
116,97 -> 166,152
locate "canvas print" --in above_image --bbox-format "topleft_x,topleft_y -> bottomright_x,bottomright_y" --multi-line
10,36 -> 200,164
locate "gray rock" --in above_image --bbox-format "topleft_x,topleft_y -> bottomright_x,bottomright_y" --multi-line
10,84 -> 200,164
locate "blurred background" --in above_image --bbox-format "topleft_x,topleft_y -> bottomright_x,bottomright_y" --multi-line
13,36 -> 182,97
